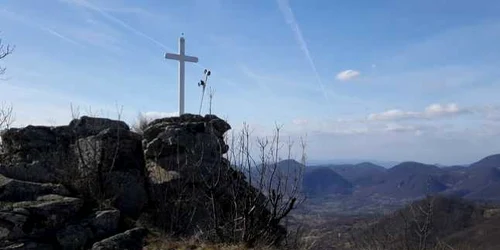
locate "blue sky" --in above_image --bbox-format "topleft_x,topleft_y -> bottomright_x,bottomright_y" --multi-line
1,0 -> 500,165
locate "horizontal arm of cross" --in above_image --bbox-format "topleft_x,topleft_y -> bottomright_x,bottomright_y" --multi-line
165,53 -> 199,63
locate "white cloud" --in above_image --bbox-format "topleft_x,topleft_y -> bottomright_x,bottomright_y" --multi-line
385,123 -> 417,133
368,109 -> 417,121
368,103 -> 469,121
292,119 -> 308,126
425,103 -> 462,117
336,70 -> 360,81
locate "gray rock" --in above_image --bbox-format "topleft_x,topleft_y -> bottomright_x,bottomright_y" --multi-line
0,162 -> 56,184
146,162 -> 181,185
10,195 -> 84,235
0,241 -> 54,250
141,113 -> 287,245
0,174 -> 70,202
146,114 -> 203,128
56,224 -> 91,250
0,211 -> 29,241
207,117 -> 231,135
1,116 -> 148,220
73,127 -> 144,176
103,171 -> 147,218
91,227 -> 147,250
0,126 -> 57,155
68,116 -> 129,138
141,123 -> 167,142
89,210 -> 120,238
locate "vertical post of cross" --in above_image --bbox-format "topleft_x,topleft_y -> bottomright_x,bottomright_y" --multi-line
165,35 -> 199,116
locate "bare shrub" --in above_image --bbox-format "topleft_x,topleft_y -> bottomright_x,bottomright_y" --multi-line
0,34 -> 14,76
131,112 -> 152,135
221,122 -> 306,247
0,102 -> 14,131
208,87 -> 215,115
347,195 -> 485,250
347,197 -> 435,250
142,118 -> 306,248
0,102 -> 14,153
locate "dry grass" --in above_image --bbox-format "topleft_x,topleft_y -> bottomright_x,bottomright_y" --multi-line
144,234 -> 276,250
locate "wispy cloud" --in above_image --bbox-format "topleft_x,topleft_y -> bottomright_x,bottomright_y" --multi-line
100,6 -> 163,19
40,26 -> 84,47
276,0 -> 330,106
59,0 -> 171,50
239,65 -> 275,94
0,8 -> 84,47
292,118 -> 308,126
384,123 -> 429,136
239,64 -> 316,96
368,103 -> 470,121
59,0 -> 233,87
336,70 -> 360,81
63,21 -> 122,53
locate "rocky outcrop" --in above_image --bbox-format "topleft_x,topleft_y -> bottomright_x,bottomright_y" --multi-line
0,174 -> 70,201
91,227 -> 147,250
0,116 -> 148,217
0,186 -> 124,249
0,192 -> 84,249
141,114 -> 286,244
0,113 -> 288,248
0,116 -> 147,249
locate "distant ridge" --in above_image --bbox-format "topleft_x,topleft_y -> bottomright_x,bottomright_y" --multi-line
302,167 -> 353,196
253,154 -> 500,202
307,159 -> 400,168
315,162 -> 387,187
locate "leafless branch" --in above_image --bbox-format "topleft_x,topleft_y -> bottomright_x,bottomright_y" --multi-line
0,36 -> 14,76
0,102 -> 14,130
208,87 -> 215,115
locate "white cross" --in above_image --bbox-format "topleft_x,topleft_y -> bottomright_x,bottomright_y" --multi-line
165,36 -> 199,116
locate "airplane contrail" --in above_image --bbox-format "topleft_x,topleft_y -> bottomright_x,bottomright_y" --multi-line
41,26 -> 84,47
63,0 -> 267,90
0,8 -> 84,47
68,0 -> 172,51
276,0 -> 331,107
74,0 -> 230,80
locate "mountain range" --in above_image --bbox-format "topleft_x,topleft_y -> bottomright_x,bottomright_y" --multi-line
278,153 -> 500,201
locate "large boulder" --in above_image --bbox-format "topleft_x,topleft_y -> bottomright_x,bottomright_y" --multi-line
0,240 -> 54,250
68,116 -> 130,138
0,194 -> 84,242
102,170 -> 148,217
73,128 -> 144,175
0,210 -> 29,242
0,174 -> 70,202
0,174 -> 124,249
56,224 -> 92,249
53,209 -> 122,249
0,116 -> 148,218
142,114 -> 286,245
0,126 -> 60,156
0,162 -> 57,184
91,227 -> 147,250
0,116 -> 152,248
88,210 -> 121,239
